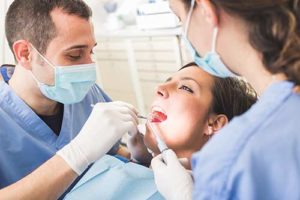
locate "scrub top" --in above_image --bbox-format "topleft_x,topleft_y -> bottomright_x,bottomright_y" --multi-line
192,81 -> 300,199
64,155 -> 164,200
0,80 -> 118,188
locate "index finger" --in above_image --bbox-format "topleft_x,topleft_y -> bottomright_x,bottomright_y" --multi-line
113,101 -> 138,114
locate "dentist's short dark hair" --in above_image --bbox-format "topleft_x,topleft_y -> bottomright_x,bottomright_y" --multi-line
5,0 -> 92,55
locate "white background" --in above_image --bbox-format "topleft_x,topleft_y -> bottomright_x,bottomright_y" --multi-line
0,0 -> 14,65
0,0 -> 149,65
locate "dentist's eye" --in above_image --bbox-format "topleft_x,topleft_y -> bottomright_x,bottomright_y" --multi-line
66,50 -> 83,61
67,52 -> 82,61
179,85 -> 194,93
68,55 -> 81,60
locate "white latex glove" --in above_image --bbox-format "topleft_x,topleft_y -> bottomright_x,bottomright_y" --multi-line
57,101 -> 138,174
151,149 -> 193,200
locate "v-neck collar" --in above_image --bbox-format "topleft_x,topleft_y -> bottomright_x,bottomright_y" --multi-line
0,81 -> 59,145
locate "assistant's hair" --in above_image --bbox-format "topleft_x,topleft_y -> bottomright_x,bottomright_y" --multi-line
181,62 -> 257,120
182,0 -> 300,86
5,0 -> 92,54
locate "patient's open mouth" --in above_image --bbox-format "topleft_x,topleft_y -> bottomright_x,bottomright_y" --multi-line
150,107 -> 167,123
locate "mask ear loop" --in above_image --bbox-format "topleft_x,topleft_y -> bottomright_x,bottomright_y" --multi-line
211,27 -> 219,53
29,44 -> 56,69
184,0 -> 196,38
30,70 -> 45,87
29,44 -> 56,86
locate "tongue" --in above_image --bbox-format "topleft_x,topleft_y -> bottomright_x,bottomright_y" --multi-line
150,111 -> 167,123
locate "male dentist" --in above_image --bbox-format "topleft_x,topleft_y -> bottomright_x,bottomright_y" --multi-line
0,0 -> 137,198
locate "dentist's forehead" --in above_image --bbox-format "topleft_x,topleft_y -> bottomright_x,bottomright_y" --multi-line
46,9 -> 95,53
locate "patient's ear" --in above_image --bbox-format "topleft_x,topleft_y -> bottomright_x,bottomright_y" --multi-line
205,114 -> 228,136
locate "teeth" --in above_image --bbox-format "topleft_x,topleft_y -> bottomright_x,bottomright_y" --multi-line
150,106 -> 167,123
151,106 -> 166,114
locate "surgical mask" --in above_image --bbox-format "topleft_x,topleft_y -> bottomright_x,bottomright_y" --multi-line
182,0 -> 236,78
30,45 -> 97,104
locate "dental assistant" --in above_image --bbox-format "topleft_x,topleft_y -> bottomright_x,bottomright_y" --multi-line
151,0 -> 300,199
0,0 -> 138,198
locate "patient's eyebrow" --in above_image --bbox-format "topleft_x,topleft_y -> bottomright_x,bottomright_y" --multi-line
165,76 -> 202,88
181,77 -> 202,88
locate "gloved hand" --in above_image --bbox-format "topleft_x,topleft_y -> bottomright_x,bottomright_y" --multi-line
127,124 -> 152,166
57,101 -> 138,175
151,149 -> 193,200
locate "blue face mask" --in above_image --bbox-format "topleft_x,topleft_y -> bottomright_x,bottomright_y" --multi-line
30,45 -> 97,104
183,0 -> 236,78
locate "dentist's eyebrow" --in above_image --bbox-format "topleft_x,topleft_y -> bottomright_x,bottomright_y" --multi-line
64,43 -> 98,51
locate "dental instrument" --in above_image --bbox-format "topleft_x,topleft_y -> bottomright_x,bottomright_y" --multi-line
91,104 -> 168,157
138,112 -> 169,153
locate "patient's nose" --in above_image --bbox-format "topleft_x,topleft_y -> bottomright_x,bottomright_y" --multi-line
156,84 -> 169,98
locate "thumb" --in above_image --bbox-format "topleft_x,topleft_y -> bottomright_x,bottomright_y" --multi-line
113,101 -> 138,114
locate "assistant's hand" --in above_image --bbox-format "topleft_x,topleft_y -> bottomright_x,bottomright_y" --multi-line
57,101 -> 138,174
151,149 -> 193,200
127,124 -> 152,166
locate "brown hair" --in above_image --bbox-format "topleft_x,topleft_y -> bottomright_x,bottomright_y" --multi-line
211,76 -> 257,120
180,62 -> 257,120
5,0 -> 92,54
182,0 -> 300,86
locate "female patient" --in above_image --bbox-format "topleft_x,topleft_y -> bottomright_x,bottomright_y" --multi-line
64,62 -> 257,200
132,62 -> 257,167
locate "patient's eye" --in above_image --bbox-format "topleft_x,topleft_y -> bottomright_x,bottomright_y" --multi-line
179,85 -> 194,93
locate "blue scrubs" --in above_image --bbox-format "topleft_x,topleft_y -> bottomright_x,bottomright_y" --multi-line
192,81 -> 300,199
64,155 -> 163,200
0,80 -> 119,188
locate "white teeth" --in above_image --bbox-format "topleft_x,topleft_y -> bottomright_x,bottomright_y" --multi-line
151,106 -> 166,114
